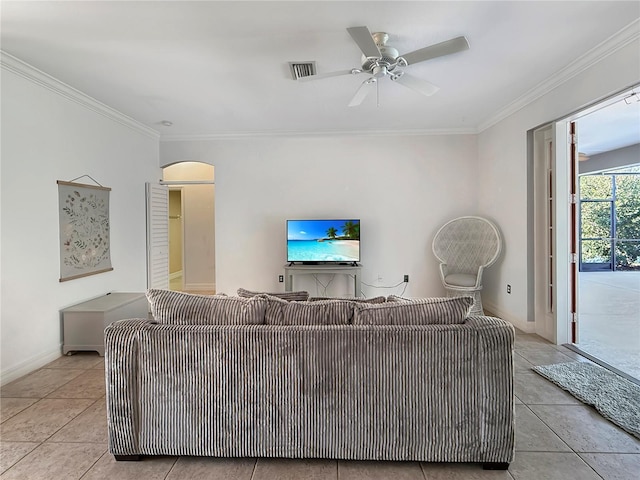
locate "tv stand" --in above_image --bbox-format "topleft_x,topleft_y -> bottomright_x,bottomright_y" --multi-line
284,263 -> 362,297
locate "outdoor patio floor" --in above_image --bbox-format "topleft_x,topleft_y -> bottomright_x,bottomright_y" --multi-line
577,271 -> 640,381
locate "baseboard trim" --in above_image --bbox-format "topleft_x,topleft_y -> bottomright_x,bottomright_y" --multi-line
183,283 -> 216,293
0,345 -> 62,386
482,300 -> 535,333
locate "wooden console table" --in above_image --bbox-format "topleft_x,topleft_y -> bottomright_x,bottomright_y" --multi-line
61,292 -> 148,356
283,264 -> 362,297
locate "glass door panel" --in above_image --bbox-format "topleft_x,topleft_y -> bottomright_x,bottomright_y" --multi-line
614,173 -> 640,270
580,200 -> 612,271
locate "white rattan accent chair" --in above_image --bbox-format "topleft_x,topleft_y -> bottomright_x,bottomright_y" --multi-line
432,216 -> 502,315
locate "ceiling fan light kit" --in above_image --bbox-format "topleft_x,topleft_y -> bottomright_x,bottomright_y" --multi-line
293,26 -> 469,107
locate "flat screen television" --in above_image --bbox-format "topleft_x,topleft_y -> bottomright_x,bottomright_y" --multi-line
287,219 -> 360,264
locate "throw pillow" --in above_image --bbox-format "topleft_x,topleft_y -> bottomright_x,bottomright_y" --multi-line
237,287 -> 309,301
262,294 -> 288,325
353,296 -> 473,326
147,289 -> 266,325
263,295 -> 354,325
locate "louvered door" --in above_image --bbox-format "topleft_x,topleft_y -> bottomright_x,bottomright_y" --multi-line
146,182 -> 169,289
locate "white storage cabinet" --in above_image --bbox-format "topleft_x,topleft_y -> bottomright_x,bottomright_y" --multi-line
61,292 -> 148,356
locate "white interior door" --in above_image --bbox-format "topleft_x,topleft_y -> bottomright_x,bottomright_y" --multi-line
146,182 -> 169,289
533,124 -> 556,341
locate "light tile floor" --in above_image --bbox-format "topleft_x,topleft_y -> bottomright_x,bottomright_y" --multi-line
1,330 -> 639,479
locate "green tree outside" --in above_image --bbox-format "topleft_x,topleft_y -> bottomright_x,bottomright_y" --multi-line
580,166 -> 640,270
615,172 -> 640,267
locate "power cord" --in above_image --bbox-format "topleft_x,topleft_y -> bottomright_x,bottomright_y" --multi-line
312,274 -> 335,296
359,277 -> 409,297
361,280 -> 405,289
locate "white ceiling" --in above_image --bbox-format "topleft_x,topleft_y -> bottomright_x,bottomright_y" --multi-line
1,1 -> 639,150
576,93 -> 640,156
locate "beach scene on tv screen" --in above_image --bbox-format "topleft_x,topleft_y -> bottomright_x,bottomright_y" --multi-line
287,219 -> 360,262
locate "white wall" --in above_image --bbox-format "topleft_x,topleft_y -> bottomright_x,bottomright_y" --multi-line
161,134 -> 478,298
182,184 -> 215,291
477,37 -> 640,333
0,60 -> 160,384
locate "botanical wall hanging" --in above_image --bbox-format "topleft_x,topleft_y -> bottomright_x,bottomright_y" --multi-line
57,179 -> 112,281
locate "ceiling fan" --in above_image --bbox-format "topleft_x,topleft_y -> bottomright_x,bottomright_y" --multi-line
298,26 -> 469,107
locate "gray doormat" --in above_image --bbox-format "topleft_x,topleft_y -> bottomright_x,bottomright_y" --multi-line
532,362 -> 640,439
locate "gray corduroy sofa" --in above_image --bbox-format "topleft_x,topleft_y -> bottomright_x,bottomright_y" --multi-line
105,289 -> 515,469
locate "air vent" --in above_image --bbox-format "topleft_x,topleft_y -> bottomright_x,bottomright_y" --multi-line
288,61 -> 316,80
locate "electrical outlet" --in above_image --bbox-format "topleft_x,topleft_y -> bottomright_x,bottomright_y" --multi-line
404,274 -> 409,283
278,275 -> 284,283
507,284 -> 511,294
377,274 -> 383,283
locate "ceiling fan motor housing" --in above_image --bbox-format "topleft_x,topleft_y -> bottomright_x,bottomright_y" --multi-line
360,31 -> 400,72
361,45 -> 399,72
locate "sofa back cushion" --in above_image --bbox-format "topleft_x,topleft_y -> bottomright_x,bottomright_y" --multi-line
353,296 -> 473,325
263,295 -> 354,325
147,289 -> 266,325
237,287 -> 309,302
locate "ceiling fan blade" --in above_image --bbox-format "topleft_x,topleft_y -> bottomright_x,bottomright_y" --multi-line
348,78 -> 376,107
401,36 -> 469,65
297,69 -> 360,82
391,73 -> 439,97
347,26 -> 381,58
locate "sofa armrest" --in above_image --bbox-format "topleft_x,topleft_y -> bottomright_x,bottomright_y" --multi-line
465,315 -> 515,462
105,318 -> 151,456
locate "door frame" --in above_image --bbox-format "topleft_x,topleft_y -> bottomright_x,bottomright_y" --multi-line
159,178 -> 216,293
533,85 -> 640,346
168,186 -> 185,290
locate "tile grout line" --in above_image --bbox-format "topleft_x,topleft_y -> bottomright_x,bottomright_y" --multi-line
249,457 -> 258,480
1,360 -> 95,401
76,449 -> 109,480
0,397 -> 42,425
43,395 -> 98,444
517,403 -> 573,453
161,455 -> 181,480
418,460 -> 427,479
0,442 -> 39,476
576,453 -> 606,479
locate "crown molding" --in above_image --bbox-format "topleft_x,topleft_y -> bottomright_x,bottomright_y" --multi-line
160,127 -> 477,142
477,18 -> 640,133
1,51 -> 159,140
